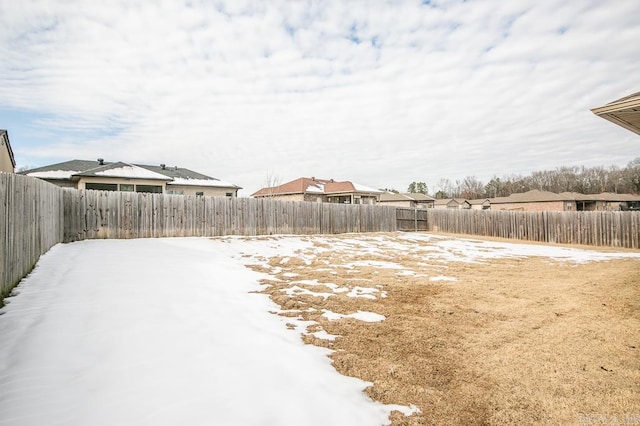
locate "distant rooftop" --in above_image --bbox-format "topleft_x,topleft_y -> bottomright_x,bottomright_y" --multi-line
379,192 -> 435,202
252,177 -> 382,197
20,159 -> 241,188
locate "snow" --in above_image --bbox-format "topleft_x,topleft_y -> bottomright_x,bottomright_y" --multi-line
346,286 -> 386,299
353,183 -> 382,193
322,310 -> 386,323
418,234 -> 640,264
0,237 -> 412,426
284,285 -> 335,299
26,170 -> 78,179
306,184 -> 324,193
95,164 -> 170,180
342,260 -> 406,270
2,232 -> 638,425
168,177 -> 237,188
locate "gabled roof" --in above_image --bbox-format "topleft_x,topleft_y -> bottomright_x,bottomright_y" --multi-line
251,177 -> 320,197
490,190 -> 564,204
20,159 -> 96,180
379,193 -> 410,202
406,192 -> 436,201
252,177 -> 382,197
74,162 -> 171,181
434,198 -> 469,206
489,190 -> 640,204
19,159 -> 241,188
469,198 -> 491,205
591,91 -> 640,136
0,130 -> 16,168
559,192 -> 640,202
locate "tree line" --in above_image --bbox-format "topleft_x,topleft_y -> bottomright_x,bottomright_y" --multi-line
402,158 -> 640,200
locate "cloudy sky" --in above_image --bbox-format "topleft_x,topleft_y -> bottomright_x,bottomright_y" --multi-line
1,0 -> 639,195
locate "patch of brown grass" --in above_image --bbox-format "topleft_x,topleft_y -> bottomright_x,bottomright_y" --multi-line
251,233 -> 640,425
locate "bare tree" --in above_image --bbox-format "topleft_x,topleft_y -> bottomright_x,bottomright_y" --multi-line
433,157 -> 640,199
459,176 -> 484,199
263,171 -> 282,197
434,178 -> 454,199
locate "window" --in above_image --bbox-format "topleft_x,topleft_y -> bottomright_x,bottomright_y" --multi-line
119,184 -> 134,192
86,183 -> 117,191
136,185 -> 163,193
166,190 -> 184,195
226,192 -> 233,197
196,191 -> 204,197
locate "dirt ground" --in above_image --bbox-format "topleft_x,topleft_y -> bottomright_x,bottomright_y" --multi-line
248,232 -> 640,426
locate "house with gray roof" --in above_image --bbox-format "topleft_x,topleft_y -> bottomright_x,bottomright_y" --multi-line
488,190 -> 567,211
378,192 -> 435,209
434,198 -> 471,209
0,130 -> 16,173
485,190 -> 640,212
20,159 -> 241,197
469,198 -> 491,210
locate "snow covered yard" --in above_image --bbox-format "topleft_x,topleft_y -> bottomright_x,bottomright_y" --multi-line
1,233 -> 639,425
0,237 -> 415,426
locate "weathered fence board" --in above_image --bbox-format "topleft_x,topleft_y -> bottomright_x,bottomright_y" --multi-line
0,173 -> 64,301
61,190 -> 398,242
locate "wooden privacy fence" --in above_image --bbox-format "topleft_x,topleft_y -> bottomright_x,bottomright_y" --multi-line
63,190 -> 398,241
1,173 -> 64,300
2,180 -> 396,302
3,174 -> 640,305
396,208 -> 640,248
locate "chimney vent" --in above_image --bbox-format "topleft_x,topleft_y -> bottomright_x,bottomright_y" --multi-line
160,164 -> 166,170
97,158 -> 104,165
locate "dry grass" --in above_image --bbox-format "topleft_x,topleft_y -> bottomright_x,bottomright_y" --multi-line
250,233 -> 640,425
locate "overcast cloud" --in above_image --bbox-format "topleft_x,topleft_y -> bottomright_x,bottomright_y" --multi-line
1,0 -> 639,195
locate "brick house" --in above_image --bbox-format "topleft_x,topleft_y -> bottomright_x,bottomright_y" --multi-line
251,177 -> 382,204
489,190 -> 571,211
487,190 -> 640,211
434,198 -> 471,209
20,159 -> 241,196
378,193 -> 435,209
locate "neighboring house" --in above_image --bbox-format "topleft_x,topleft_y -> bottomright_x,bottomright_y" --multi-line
469,198 -> 491,210
378,192 -> 435,209
251,177 -> 382,204
559,192 -> 640,211
477,190 -> 640,212
489,190 -> 570,211
434,198 -> 471,209
20,159 -> 241,196
487,190 -> 640,212
0,130 -> 16,173
591,91 -> 640,136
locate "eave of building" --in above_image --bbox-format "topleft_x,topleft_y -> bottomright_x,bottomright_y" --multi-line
253,191 -> 304,197
325,191 -> 379,196
591,92 -> 640,136
1,130 -> 16,168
